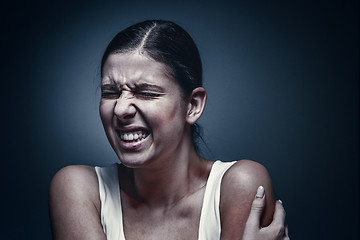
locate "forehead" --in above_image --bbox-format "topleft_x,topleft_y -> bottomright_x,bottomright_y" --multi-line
102,52 -> 174,87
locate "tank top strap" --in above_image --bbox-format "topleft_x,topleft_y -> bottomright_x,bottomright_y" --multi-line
95,164 -> 126,240
198,160 -> 237,240
95,161 -> 237,240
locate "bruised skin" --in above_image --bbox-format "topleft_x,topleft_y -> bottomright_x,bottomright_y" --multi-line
99,52 -> 214,239
99,52 -> 190,169
50,50 -> 276,239
116,158 -> 216,239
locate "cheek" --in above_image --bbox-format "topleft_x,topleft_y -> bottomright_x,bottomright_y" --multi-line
99,101 -> 115,125
147,101 -> 186,130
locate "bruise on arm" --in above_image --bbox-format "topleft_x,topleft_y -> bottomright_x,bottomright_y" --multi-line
219,160 -> 275,239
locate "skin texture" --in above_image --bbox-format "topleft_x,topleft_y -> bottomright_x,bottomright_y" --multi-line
99,52 -> 199,170
242,188 -> 290,240
220,160 -> 275,239
49,52 -> 283,239
49,165 -> 106,240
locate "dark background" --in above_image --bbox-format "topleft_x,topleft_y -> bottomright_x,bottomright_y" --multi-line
3,0 -> 358,239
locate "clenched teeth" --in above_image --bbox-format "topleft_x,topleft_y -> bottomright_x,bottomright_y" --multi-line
120,132 -> 148,142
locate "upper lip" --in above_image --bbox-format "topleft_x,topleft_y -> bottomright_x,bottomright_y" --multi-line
114,126 -> 150,134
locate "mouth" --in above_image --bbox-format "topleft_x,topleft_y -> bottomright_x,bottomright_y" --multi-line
119,131 -> 149,142
115,127 -> 151,150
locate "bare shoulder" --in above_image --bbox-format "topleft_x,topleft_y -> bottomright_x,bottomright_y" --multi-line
220,160 -> 275,239
49,165 -> 106,240
222,160 -> 272,189
50,165 -> 98,187
50,165 -> 100,206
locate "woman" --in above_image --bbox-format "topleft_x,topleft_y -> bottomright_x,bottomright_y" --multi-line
49,20 -> 289,240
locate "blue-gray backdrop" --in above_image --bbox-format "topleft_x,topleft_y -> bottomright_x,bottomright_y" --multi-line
3,0 -> 358,239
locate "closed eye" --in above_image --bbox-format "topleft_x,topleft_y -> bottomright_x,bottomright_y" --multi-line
136,92 -> 161,98
101,91 -> 121,99
133,83 -> 164,99
101,83 -> 121,99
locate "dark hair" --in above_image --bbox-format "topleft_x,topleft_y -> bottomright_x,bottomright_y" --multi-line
101,20 -> 204,151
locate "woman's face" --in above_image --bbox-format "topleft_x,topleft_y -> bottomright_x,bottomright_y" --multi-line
100,52 -> 189,168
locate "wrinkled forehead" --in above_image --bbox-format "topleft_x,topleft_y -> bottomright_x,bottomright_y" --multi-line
101,52 -> 177,88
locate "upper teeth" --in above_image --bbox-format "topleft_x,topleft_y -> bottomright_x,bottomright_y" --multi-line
120,132 -> 147,141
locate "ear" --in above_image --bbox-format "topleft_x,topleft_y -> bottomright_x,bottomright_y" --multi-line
186,87 -> 207,125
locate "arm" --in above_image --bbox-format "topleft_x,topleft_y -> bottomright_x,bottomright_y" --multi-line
242,187 -> 289,240
220,160 -> 276,239
49,165 -> 106,240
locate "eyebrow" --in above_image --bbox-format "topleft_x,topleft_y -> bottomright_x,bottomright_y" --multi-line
101,83 -> 165,92
101,84 -> 118,91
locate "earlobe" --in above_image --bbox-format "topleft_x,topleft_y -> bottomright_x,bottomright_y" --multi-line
186,87 -> 207,125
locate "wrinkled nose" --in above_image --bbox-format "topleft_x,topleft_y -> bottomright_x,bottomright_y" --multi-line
114,95 -> 136,121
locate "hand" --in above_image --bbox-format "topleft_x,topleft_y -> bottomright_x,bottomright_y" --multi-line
242,186 -> 290,240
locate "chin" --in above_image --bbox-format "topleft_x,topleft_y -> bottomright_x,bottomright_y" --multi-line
116,151 -> 155,169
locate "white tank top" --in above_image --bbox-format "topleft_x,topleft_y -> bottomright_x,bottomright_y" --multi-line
95,160 -> 236,240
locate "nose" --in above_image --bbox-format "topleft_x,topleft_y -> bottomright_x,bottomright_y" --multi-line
114,94 -> 136,121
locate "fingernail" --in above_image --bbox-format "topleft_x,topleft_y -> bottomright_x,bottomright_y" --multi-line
256,186 -> 265,198
278,199 -> 283,204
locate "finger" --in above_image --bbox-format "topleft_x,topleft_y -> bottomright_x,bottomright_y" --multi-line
246,186 -> 266,228
267,200 -> 287,239
270,200 -> 286,228
279,225 -> 290,240
285,225 -> 289,238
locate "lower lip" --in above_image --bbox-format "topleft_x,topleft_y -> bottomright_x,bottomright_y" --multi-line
117,134 -> 149,151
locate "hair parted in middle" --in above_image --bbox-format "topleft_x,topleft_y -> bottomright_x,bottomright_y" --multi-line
101,20 -> 205,151
101,20 -> 203,100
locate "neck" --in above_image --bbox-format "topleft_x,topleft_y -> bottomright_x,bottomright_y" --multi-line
129,143 -> 210,210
